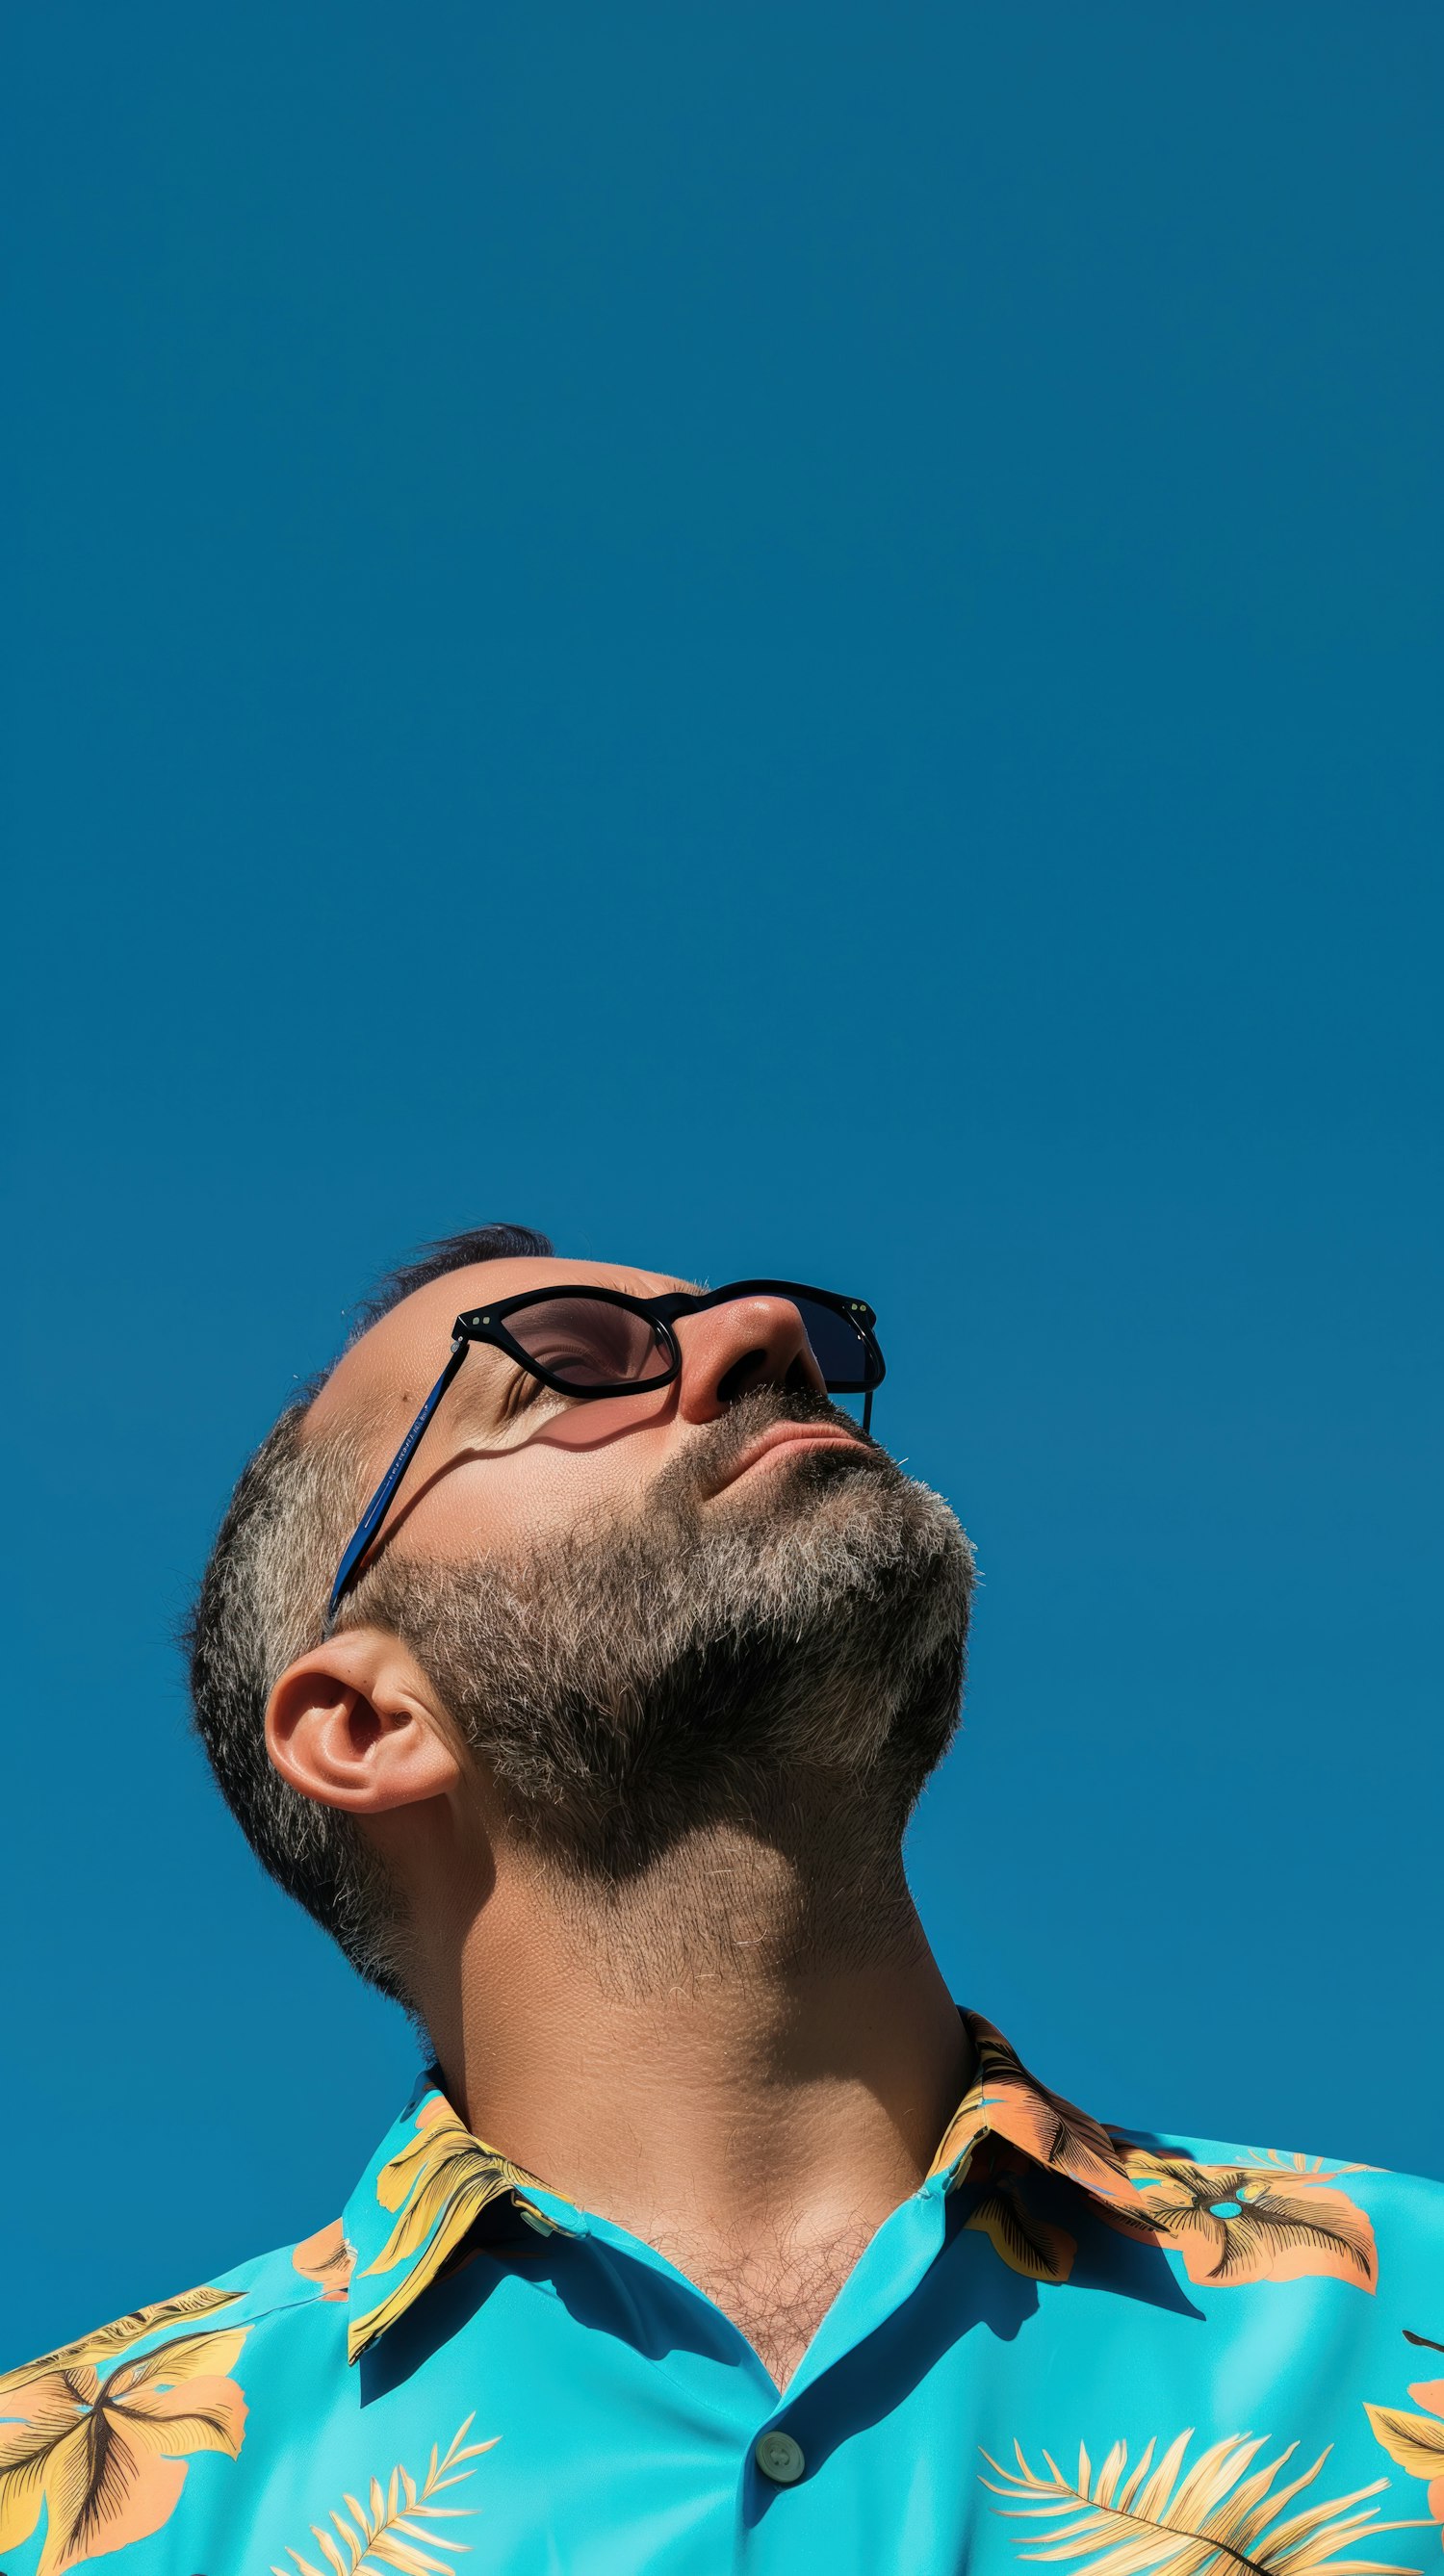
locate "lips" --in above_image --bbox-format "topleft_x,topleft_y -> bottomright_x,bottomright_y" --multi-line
707,1422 -> 867,1499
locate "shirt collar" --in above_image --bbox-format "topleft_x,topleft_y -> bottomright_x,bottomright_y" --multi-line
342,2008 -> 1139,2364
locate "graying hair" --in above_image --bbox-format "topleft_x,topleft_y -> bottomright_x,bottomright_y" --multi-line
185,1224 -> 554,2006
185,1401 -> 413,2002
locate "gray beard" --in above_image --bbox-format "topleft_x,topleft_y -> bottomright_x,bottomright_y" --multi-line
358,1391 -> 974,1892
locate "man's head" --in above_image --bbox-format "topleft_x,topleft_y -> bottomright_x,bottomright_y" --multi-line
188,1225 -> 974,2012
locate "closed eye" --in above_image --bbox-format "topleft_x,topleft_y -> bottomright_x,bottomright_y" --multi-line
496,1365 -> 586,1429
499,1366 -> 547,1421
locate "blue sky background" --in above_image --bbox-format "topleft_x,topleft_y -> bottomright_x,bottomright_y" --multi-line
3,3 -> 1440,2364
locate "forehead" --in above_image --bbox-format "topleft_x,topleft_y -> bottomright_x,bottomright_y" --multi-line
309,1254 -> 695,1433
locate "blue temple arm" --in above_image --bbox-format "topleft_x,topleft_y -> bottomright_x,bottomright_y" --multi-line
325,1339 -> 469,1624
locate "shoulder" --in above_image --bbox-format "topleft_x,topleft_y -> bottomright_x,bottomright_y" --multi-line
0,2213 -> 355,2391
1102,2119 -> 1444,2303
0,2218 -> 355,2572
1086,2124 -> 1444,2547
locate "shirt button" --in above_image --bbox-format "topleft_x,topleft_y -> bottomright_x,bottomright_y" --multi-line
755,2431 -> 806,2486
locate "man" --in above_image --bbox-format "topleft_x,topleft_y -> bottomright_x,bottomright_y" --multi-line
3,1223 -> 1440,2576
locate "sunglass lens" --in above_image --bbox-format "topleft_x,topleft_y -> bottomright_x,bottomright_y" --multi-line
505,1297 -> 672,1390
790,1296 -> 881,1392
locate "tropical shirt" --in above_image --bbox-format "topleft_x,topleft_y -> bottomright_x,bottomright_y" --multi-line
3,2011 -> 1442,2576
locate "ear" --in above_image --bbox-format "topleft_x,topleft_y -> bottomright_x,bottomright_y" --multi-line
265,1628 -> 464,1816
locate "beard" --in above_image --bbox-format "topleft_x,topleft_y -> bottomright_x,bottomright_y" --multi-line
357,1390 -> 974,1888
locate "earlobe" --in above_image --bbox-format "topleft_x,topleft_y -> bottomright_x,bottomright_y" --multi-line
265,1631 -> 463,1816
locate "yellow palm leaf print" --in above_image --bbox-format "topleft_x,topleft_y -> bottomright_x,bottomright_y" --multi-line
981,2428 -> 1430,2576
1363,2386 -> 1444,2544
349,2096 -> 546,2360
1363,2405 -> 1444,2486
270,2413 -> 498,2576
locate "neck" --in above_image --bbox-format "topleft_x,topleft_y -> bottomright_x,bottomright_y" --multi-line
415,1815 -> 972,2383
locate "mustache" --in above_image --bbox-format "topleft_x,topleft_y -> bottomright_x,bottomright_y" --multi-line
651,1386 -> 890,1518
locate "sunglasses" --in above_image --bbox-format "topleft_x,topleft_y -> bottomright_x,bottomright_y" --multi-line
327,1277 -> 885,1622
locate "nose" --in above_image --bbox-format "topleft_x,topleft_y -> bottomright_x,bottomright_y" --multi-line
674,1296 -> 828,1424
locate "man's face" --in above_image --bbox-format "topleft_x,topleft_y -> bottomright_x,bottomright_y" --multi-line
310,1256 -> 972,1878
311,1257 -> 869,1563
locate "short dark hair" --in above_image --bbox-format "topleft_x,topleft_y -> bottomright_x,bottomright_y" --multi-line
185,1224 -> 554,2005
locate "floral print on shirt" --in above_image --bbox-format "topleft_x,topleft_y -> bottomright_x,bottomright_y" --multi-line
2,2008 -> 1439,2575
0,2316 -> 249,2574
1367,2338 -> 1444,2554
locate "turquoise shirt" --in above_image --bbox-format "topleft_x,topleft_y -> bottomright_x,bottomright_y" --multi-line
3,2011 -> 1442,2575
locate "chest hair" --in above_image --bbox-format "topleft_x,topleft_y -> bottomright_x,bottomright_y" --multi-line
650,2217 -> 880,2391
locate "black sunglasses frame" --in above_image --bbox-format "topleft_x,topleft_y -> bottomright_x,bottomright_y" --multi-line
326,1277 -> 884,1624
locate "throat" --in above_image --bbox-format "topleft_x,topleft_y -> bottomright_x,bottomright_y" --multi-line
432,1821 -> 977,2393
651,2215 -> 884,2390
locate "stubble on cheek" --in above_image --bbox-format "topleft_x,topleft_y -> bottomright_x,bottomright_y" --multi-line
353,1385 -> 973,1882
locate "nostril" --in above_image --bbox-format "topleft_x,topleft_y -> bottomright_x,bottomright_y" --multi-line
784,1355 -> 812,1395
717,1349 -> 767,1404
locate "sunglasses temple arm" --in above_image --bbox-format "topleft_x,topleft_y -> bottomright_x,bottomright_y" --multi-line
324,1340 -> 469,1630
863,1390 -> 873,1433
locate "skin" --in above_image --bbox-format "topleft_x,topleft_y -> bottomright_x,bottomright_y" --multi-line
267,1256 -> 972,2388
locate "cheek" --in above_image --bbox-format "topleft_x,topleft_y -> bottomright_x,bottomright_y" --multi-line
425,1392 -> 677,1554
539,1387 -> 675,1453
